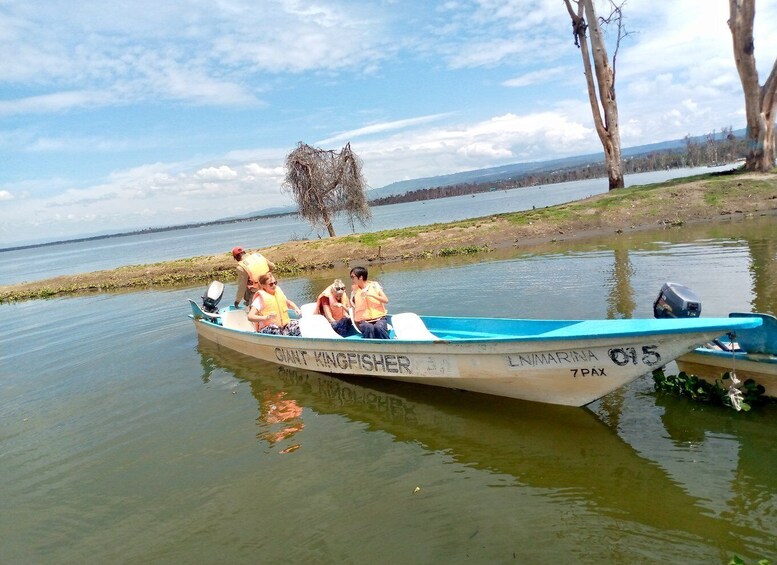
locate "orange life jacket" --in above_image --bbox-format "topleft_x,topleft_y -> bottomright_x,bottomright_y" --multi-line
315,285 -> 350,321
253,287 -> 290,330
239,253 -> 271,289
352,282 -> 387,322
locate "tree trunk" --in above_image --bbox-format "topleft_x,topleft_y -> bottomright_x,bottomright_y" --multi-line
320,206 -> 336,237
565,0 -> 625,190
728,0 -> 777,171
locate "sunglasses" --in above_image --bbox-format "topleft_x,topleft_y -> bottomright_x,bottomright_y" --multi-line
266,281 -> 277,287
334,286 -> 345,291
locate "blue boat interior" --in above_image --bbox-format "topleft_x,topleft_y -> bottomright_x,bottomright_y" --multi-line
421,317 -> 572,340
419,316 -> 761,341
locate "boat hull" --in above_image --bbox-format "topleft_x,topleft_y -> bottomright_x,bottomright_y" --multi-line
676,311 -> 777,398
190,307 -> 760,406
677,350 -> 777,398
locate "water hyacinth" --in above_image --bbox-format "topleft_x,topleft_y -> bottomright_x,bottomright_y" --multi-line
652,368 -> 767,411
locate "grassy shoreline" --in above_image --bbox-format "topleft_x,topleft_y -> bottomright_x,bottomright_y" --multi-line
3,170 -> 776,303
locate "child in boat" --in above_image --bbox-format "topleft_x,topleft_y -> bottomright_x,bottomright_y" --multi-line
248,273 -> 302,336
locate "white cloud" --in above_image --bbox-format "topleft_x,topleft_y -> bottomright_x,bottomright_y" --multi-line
0,156 -> 296,242
245,163 -> 285,179
503,67 -> 572,88
0,190 -> 14,201
352,111 -> 595,186
0,0 -> 392,114
0,91 -> 114,117
456,142 -> 512,159
195,166 -> 239,181
317,113 -> 454,145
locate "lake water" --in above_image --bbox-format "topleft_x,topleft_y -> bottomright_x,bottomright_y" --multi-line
0,165 -> 737,287
1,214 -> 776,562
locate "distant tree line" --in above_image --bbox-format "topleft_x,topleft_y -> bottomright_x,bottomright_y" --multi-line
369,128 -> 749,207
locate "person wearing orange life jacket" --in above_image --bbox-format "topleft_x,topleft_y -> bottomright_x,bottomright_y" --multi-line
247,273 -> 302,336
349,266 -> 390,339
315,279 -> 352,337
232,246 -> 276,308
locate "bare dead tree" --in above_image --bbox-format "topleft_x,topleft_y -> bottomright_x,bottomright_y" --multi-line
705,129 -> 719,164
728,0 -> 777,171
283,142 -> 371,237
564,0 -> 627,189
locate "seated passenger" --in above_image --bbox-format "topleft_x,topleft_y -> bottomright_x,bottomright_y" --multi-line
248,273 -> 302,336
315,278 -> 352,337
349,266 -> 390,339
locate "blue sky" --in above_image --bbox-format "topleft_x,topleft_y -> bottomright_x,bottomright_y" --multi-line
1,0 -> 776,246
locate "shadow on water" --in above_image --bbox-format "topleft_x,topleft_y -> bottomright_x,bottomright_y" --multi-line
196,336 -> 767,556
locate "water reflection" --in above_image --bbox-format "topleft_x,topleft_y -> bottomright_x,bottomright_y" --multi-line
655,392 -> 777,499
255,390 -> 305,452
196,337 -> 774,556
747,236 -> 777,315
593,381 -> 777,559
606,246 -> 636,319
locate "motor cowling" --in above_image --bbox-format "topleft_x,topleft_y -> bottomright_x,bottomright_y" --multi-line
653,282 -> 701,318
202,280 -> 224,314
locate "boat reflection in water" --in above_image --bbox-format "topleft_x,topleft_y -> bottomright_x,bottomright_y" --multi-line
255,390 -> 305,453
196,337 -> 775,558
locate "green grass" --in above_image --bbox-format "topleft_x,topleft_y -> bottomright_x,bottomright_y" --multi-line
340,227 -> 421,247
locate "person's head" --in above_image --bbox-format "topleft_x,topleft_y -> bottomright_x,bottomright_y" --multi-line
232,246 -> 245,261
259,272 -> 277,293
349,266 -> 368,283
332,279 -> 346,296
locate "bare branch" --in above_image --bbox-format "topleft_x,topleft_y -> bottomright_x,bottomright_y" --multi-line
599,1 -> 632,82
283,142 -> 372,237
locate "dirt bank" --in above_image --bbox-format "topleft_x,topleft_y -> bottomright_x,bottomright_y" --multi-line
2,170 -> 776,303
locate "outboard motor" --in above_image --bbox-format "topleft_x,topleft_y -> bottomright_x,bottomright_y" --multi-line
653,282 -> 701,319
201,280 -> 225,314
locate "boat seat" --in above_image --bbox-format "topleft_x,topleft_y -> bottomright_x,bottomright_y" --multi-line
730,312 -> 777,354
220,309 -> 255,332
300,302 -> 318,317
390,312 -> 440,341
299,314 -> 344,338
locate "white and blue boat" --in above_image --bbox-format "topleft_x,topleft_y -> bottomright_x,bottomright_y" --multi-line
676,312 -> 777,398
189,284 -> 762,407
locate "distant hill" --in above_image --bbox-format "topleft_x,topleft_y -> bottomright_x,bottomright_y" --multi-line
220,205 -> 297,222
366,133 -> 732,200
365,153 -> 601,200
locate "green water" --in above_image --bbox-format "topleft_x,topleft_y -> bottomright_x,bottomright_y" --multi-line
1,216 -> 775,562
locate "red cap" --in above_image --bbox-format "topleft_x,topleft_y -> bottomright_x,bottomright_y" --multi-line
231,246 -> 244,258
